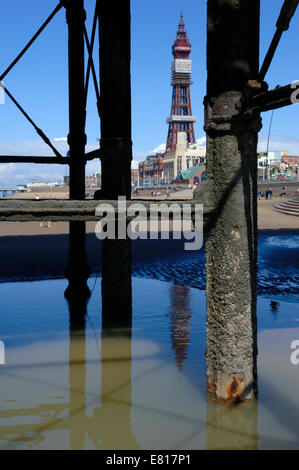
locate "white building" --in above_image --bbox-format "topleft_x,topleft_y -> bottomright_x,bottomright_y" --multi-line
257,151 -> 288,167
27,180 -> 63,188
163,132 -> 206,182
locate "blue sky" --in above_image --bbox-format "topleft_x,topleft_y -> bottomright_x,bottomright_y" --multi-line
1,0 -> 299,185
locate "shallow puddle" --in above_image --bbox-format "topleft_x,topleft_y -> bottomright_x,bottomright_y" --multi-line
0,277 -> 298,449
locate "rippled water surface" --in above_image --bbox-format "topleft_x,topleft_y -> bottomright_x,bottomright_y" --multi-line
0,232 -> 298,450
131,231 -> 299,297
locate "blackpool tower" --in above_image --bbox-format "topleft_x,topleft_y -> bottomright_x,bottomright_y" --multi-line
165,14 -> 196,154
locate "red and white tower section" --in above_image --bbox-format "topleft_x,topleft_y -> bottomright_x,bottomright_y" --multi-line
165,14 -> 196,154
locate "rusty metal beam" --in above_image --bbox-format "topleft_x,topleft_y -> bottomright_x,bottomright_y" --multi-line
246,83 -> 295,113
0,199 -> 210,222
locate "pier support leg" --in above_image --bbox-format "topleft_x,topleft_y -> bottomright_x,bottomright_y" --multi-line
96,0 -> 132,200
64,221 -> 91,314
64,221 -> 90,448
65,0 -> 87,200
101,237 -> 132,330
95,0 -> 132,327
205,0 -> 261,402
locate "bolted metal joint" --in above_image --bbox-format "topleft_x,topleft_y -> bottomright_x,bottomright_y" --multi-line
204,91 -> 262,135
63,1 -> 87,25
240,80 -> 268,112
67,132 -> 87,149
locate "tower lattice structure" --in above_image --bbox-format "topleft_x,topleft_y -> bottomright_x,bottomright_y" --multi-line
165,14 -> 196,154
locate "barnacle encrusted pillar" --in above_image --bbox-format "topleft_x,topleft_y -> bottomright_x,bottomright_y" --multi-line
205,0 -> 261,402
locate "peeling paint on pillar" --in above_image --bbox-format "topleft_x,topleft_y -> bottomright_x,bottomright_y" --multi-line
205,0 -> 261,403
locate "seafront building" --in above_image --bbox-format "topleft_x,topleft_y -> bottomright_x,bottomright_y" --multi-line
163,132 -> 205,183
258,152 -> 299,181
27,179 -> 63,188
258,151 -> 288,167
138,154 -> 164,186
63,173 -> 101,188
176,165 -> 206,185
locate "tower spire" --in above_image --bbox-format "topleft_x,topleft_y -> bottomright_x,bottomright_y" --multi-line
165,14 -> 196,154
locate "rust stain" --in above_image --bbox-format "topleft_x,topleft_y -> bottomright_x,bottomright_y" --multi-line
226,376 -> 244,403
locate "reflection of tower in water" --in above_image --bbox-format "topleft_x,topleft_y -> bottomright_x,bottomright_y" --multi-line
168,284 -> 193,372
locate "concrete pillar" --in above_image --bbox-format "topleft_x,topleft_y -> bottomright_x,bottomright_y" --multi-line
205,0 -> 261,402
65,0 -> 87,200
96,0 -> 132,200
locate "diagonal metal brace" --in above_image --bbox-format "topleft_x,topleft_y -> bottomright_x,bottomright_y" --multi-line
84,0 -> 100,116
83,25 -> 100,114
0,82 -> 63,158
259,0 -> 299,81
0,3 -> 63,83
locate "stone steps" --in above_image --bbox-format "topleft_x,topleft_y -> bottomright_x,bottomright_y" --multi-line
272,197 -> 299,217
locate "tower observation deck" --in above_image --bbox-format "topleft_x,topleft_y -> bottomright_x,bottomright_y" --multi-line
165,14 -> 196,154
